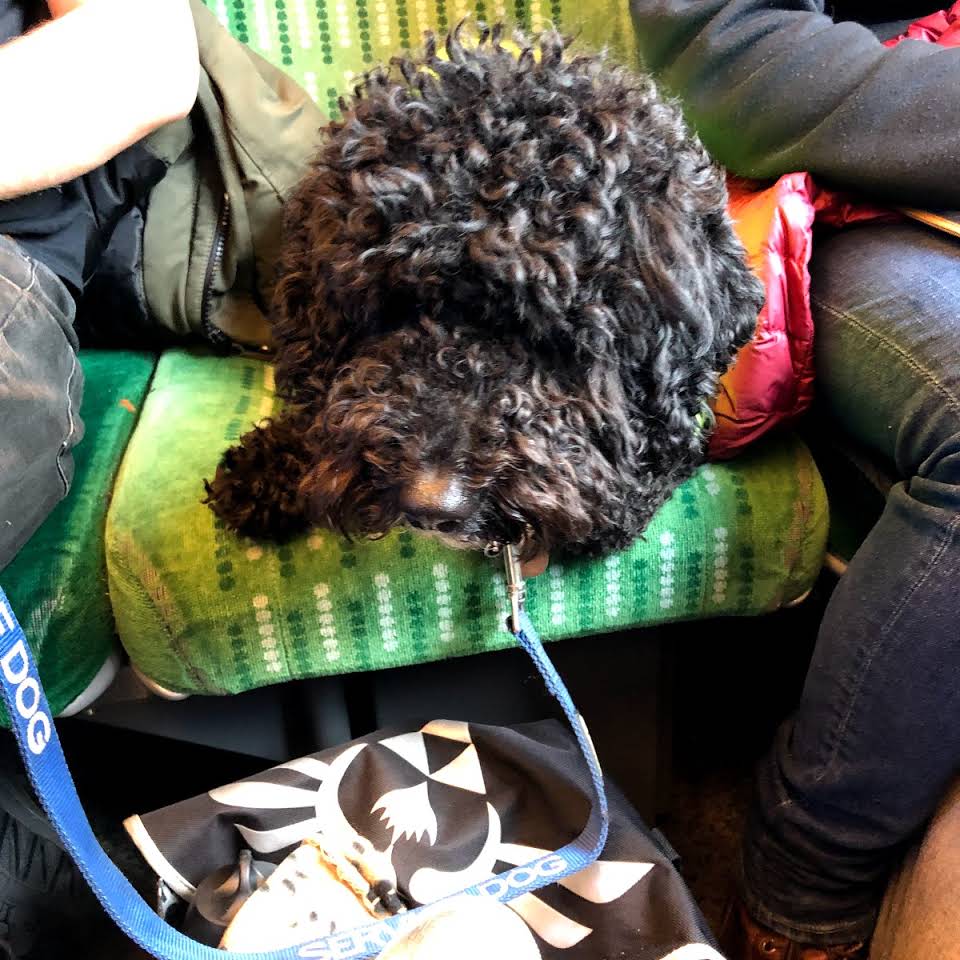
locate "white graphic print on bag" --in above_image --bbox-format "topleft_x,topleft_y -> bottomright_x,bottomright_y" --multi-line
125,719 -> 723,960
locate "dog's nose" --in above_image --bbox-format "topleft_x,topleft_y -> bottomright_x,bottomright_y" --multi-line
399,472 -> 475,530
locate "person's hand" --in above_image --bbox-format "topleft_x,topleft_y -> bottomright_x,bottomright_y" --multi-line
46,0 -> 86,16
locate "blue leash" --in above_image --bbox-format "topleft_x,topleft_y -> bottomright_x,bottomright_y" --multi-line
0,584 -> 608,959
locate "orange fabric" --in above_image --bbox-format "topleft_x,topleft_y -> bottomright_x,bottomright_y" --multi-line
710,174 -> 893,459
710,174 -> 818,459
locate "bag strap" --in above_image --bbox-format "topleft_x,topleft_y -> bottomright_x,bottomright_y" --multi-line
0,586 -> 608,960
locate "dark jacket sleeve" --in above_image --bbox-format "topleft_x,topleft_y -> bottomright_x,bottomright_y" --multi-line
631,0 -> 960,206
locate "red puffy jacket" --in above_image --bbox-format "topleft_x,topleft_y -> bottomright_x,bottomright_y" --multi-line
708,4 -> 953,459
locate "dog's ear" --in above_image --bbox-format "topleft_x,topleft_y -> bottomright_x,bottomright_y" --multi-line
297,453 -> 405,539
204,412 -> 314,541
269,204 -> 352,405
269,172 -> 401,406
297,456 -> 361,527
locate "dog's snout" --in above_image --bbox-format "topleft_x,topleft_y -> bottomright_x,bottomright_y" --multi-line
400,471 -> 474,526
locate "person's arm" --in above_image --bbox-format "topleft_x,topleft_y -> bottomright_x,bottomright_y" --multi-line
0,0 -> 199,200
631,0 -> 960,206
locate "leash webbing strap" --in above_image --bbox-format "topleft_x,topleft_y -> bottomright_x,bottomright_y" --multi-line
0,586 -> 608,959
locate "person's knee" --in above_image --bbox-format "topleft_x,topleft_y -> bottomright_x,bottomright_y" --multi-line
809,223 -> 960,478
0,247 -> 83,570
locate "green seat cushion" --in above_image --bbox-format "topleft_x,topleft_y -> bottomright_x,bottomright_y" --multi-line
202,0 -> 640,119
106,351 -> 828,696
2,350 -> 156,718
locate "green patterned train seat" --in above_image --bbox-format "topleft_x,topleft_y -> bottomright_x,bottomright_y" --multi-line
2,352 -> 156,719
105,352 -> 827,696
206,0 -> 641,123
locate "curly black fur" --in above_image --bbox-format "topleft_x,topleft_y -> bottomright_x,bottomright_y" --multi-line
205,25 -> 764,558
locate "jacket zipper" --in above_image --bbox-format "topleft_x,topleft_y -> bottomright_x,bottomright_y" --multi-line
200,190 -> 232,348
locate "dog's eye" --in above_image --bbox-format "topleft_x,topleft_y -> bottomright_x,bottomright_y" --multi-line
434,520 -> 461,534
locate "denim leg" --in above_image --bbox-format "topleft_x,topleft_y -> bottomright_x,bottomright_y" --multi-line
0,235 -> 84,573
741,222 -> 960,945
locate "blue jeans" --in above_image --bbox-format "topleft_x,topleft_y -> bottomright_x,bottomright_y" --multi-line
741,222 -> 960,945
0,235 -> 84,571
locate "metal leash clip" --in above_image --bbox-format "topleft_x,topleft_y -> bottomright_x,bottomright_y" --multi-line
502,543 -> 526,635
485,539 -> 528,634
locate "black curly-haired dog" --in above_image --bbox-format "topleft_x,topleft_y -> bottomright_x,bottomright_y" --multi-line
205,26 -> 764,561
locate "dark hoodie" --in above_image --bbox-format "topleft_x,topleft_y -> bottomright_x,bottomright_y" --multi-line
631,0 -> 960,207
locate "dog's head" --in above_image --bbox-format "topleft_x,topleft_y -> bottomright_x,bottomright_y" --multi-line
265,27 -> 764,557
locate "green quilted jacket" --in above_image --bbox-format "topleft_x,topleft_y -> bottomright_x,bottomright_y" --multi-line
142,0 -> 324,349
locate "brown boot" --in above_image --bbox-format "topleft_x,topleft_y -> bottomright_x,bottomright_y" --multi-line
719,898 -> 868,960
